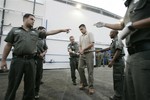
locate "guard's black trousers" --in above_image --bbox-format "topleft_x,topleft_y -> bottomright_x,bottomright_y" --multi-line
124,51 -> 150,100
5,57 -> 36,100
35,57 -> 43,94
69,57 -> 79,82
113,58 -> 125,98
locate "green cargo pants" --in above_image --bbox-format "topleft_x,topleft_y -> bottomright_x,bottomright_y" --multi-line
5,57 -> 36,100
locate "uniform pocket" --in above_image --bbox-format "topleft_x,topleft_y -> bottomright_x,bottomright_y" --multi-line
30,33 -> 38,41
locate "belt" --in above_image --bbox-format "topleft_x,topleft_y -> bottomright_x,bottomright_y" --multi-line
13,54 -> 35,59
127,41 -> 150,55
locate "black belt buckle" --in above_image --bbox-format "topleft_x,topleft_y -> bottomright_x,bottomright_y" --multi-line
127,46 -> 136,55
128,41 -> 150,55
22,55 -> 32,59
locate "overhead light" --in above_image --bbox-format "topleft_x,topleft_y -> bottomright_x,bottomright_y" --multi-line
76,4 -> 82,9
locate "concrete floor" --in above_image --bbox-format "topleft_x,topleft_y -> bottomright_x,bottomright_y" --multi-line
0,65 -> 114,100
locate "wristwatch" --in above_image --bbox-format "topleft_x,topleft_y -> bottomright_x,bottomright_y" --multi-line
128,22 -> 135,31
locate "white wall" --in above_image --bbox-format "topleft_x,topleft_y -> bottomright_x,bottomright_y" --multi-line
0,0 -> 123,69
45,0 -> 118,43
43,0 -> 120,69
0,0 -> 46,56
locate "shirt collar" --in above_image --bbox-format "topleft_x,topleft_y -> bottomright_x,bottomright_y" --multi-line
82,32 -> 88,36
19,25 -> 34,31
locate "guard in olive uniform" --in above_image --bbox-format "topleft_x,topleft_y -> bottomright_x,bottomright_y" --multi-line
0,13 -> 70,100
68,36 -> 79,85
94,0 -> 150,99
122,0 -> 150,100
100,30 -> 125,100
34,26 -> 48,99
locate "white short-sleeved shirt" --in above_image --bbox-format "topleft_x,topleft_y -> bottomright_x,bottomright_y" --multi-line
79,32 -> 94,50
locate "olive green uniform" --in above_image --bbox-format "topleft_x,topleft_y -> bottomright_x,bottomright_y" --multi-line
123,0 -> 150,100
4,27 -> 45,100
110,36 -> 125,100
68,42 -> 79,83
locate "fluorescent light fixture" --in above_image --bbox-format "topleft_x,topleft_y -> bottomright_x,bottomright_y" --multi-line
76,4 -> 82,9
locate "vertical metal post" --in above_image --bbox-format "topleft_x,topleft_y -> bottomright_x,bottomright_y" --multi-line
33,0 -> 36,14
0,0 -> 7,44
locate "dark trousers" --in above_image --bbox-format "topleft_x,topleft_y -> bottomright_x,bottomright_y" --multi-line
113,59 -> 125,98
69,57 -> 79,82
123,50 -> 150,100
5,57 -> 36,100
35,57 -> 43,94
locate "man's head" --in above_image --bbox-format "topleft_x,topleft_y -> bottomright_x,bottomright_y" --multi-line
69,36 -> 75,43
79,24 -> 87,34
23,13 -> 35,28
109,30 -> 118,39
38,26 -> 46,32
38,26 -> 47,39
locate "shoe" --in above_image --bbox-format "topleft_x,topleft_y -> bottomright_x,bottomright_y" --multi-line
109,95 -> 121,100
88,88 -> 95,94
40,81 -> 44,84
73,81 -> 77,85
79,83 -> 88,90
35,92 -> 39,99
35,95 -> 39,99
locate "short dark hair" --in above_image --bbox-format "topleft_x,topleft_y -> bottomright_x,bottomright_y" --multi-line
79,24 -> 86,28
111,30 -> 118,34
23,13 -> 35,21
38,26 -> 46,30
69,36 -> 74,39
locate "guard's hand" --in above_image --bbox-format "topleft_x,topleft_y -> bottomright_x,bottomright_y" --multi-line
76,52 -> 80,55
39,53 -> 45,59
79,49 -> 84,55
96,50 -> 102,53
108,61 -> 114,68
0,60 -> 7,70
61,29 -> 71,33
93,22 -> 105,28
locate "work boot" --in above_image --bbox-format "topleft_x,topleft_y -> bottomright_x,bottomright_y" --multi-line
109,95 -> 121,100
73,81 -> 77,85
40,81 -> 44,85
35,92 -> 39,99
88,87 -> 95,94
79,83 -> 88,90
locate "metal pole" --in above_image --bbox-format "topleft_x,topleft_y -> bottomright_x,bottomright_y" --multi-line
33,0 -> 36,14
0,0 -> 7,44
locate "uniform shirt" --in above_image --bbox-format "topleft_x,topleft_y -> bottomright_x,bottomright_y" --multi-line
79,32 -> 94,51
68,42 -> 79,57
124,0 -> 150,47
5,27 -> 46,56
110,36 -> 125,58
37,38 -> 48,54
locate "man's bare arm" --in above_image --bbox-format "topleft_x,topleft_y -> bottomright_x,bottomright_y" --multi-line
46,29 -> 70,35
94,21 -> 124,30
83,42 -> 94,51
104,23 -> 124,30
100,47 -> 110,52
132,17 -> 150,29
111,49 -> 122,63
108,49 -> 122,68
1,43 -> 12,69
1,43 -> 12,61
